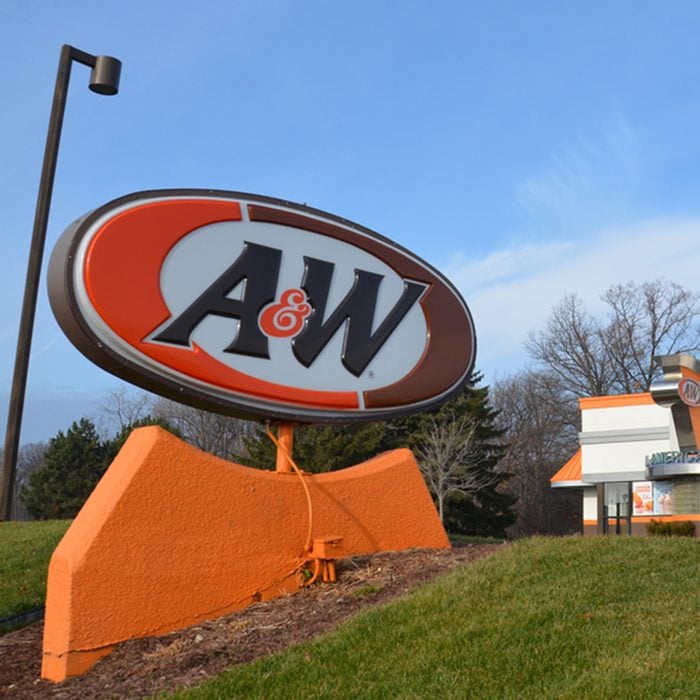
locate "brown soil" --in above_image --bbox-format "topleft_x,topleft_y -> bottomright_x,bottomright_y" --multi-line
1,544 -> 502,699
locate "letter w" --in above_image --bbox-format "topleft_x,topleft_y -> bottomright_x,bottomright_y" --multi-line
293,257 -> 427,377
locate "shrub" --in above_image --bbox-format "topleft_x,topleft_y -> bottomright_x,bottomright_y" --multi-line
646,519 -> 696,537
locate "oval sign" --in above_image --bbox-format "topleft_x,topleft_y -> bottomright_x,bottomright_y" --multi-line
679,377 -> 700,407
48,190 -> 476,422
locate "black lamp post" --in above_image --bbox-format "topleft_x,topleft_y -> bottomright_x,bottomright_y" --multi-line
0,45 -> 122,520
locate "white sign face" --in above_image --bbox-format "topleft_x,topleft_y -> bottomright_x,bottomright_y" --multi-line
48,190 -> 476,423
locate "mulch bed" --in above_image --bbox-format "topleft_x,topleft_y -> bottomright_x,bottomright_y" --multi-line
1,543 -> 502,699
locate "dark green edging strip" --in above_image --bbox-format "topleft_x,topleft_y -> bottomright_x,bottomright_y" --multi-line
0,606 -> 44,632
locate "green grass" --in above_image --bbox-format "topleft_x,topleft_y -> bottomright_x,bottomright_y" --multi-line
0,520 -> 69,618
2,525 -> 698,697
175,537 -> 700,699
449,532 -> 507,545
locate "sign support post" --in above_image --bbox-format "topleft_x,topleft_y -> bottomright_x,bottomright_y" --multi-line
274,424 -> 295,473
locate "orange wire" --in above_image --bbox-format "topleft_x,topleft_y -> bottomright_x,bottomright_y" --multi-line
265,426 -> 314,556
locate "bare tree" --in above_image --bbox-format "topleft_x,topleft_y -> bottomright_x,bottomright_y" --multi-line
151,398 -> 256,461
12,442 -> 48,520
603,280 -> 700,393
415,416 -> 497,523
94,387 -> 256,461
96,386 -> 155,437
492,371 -> 580,537
527,279 -> 700,396
526,294 -> 613,396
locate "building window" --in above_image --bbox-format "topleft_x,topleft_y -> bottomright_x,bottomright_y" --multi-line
672,476 -> 700,514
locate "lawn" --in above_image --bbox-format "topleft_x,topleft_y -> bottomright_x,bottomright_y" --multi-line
175,536 -> 700,699
0,519 -> 69,619
2,523 -> 698,698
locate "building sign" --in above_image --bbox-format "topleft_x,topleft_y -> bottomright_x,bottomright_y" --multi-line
645,451 -> 700,478
678,377 -> 700,407
48,190 -> 476,423
646,451 -> 700,466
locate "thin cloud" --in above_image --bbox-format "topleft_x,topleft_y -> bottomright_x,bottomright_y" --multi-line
30,338 -> 58,361
0,338 -> 58,385
443,240 -> 575,296
515,118 -> 641,228
448,218 -> 700,380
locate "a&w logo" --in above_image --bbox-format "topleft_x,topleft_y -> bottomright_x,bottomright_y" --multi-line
48,190 -> 476,423
679,377 -> 700,407
150,240 -> 427,379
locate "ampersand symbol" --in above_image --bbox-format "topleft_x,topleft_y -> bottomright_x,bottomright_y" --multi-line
259,288 -> 312,338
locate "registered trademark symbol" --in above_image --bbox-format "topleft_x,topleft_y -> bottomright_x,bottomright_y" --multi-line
368,371 -> 375,379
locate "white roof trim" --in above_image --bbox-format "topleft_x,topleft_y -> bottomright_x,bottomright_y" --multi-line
551,480 -> 593,489
579,427 -> 670,444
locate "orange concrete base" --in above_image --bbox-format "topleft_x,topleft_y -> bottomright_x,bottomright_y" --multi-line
42,427 -> 448,681
42,646 -> 115,681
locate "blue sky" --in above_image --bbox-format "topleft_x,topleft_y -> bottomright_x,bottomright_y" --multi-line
2,1 -> 700,443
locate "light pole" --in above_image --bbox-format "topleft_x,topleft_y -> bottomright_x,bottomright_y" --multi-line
1,45 -> 122,520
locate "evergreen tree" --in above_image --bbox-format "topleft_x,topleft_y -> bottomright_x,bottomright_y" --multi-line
19,415 -> 179,520
445,378 -> 515,537
239,422 -> 387,472
238,372 -> 515,537
20,418 -> 109,519
102,415 -> 179,464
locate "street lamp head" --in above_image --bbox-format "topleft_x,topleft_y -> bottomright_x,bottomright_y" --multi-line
89,55 -> 122,95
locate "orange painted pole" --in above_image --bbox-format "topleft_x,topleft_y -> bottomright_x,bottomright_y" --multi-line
275,423 -> 294,473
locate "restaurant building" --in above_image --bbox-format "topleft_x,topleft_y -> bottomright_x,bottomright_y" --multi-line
551,354 -> 700,535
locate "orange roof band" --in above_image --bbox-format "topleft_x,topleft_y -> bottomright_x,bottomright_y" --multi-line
579,393 -> 654,410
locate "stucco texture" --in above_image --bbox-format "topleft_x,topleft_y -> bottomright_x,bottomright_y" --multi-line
41,427 -> 448,681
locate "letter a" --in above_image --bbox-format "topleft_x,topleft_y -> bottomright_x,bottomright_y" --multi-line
152,242 -> 281,358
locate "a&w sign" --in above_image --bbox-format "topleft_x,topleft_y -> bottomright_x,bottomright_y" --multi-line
48,190 -> 476,422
